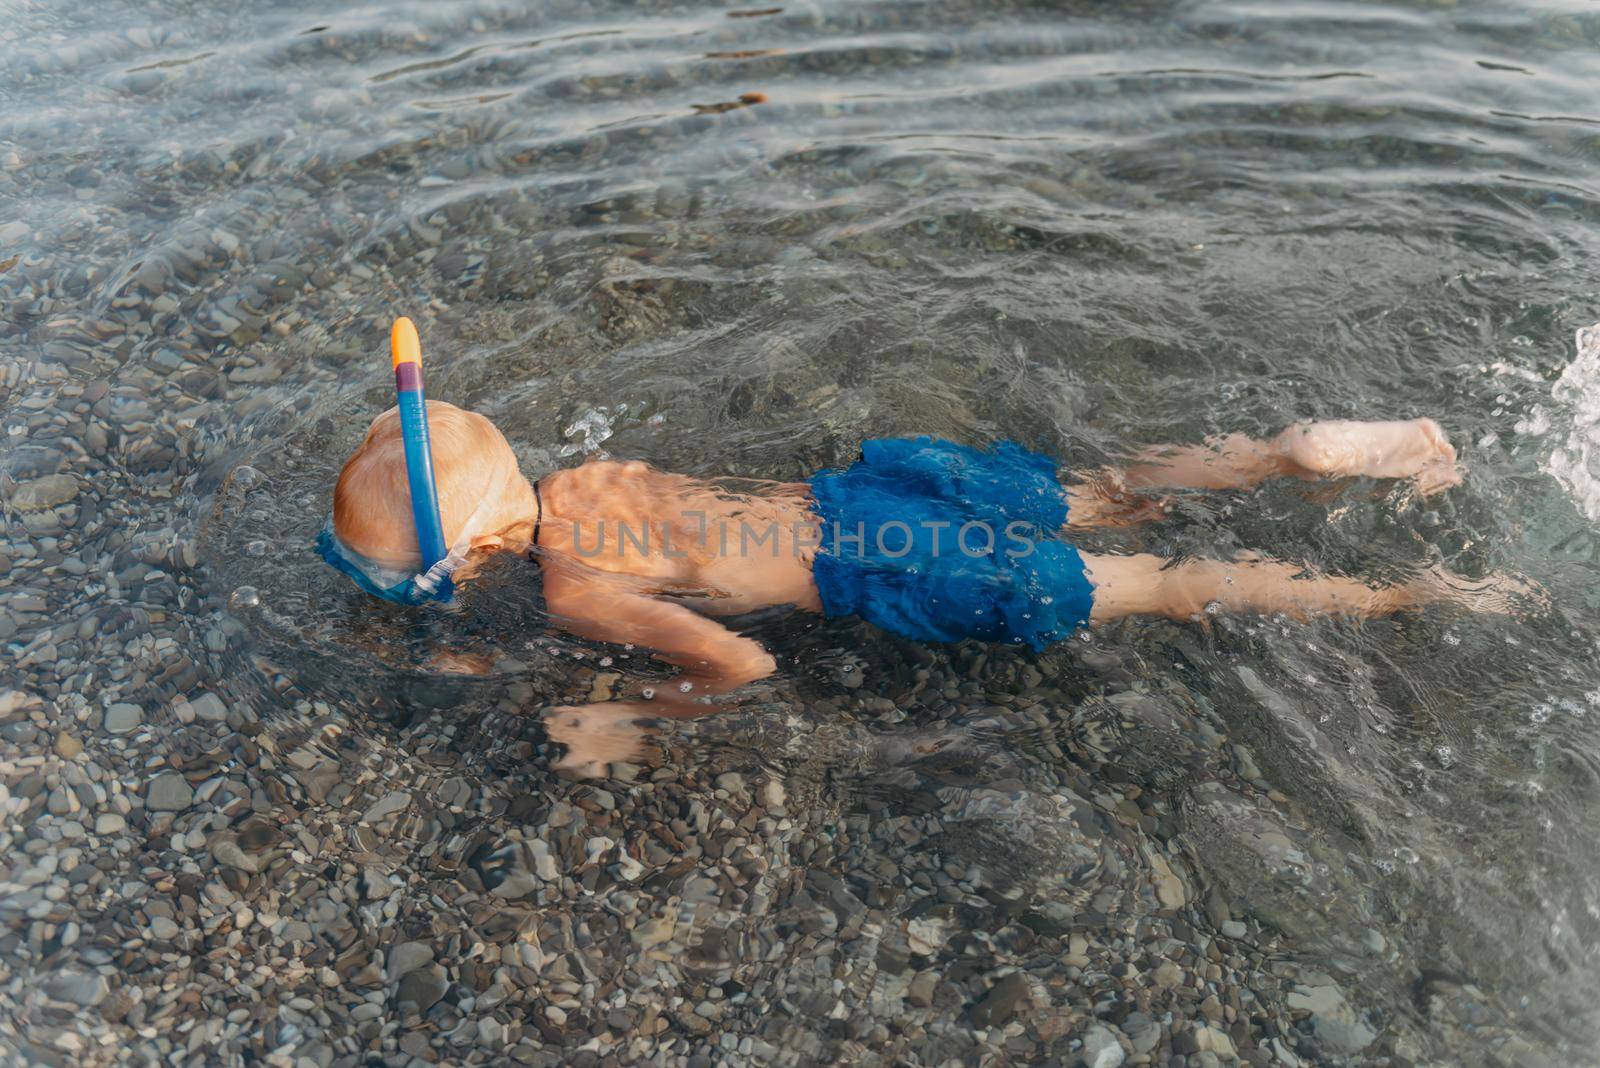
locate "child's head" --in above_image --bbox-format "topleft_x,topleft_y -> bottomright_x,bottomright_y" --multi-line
332,400 -> 536,577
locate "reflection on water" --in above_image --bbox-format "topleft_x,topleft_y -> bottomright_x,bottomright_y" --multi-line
3,0 -> 1599,1064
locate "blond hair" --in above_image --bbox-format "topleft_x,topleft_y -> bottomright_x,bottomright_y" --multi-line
333,401 -> 517,566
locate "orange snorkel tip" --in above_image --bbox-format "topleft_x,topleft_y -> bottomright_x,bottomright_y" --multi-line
391,315 -> 422,369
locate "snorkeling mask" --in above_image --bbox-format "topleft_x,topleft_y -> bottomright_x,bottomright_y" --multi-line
317,317 -> 463,605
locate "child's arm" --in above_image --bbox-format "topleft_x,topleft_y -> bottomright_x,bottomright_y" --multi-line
1081,551 -> 1531,622
1065,419 -> 1460,528
542,566 -> 777,696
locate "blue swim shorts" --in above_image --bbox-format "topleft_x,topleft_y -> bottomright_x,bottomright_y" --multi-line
808,437 -> 1093,651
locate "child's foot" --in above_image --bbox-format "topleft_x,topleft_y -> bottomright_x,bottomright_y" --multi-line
1276,419 -> 1461,494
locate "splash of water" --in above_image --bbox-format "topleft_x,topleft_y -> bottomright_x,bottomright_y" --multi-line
560,404 -> 624,458
1545,324 -> 1600,522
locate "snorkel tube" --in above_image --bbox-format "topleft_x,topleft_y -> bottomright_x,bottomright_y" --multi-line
391,317 -> 453,600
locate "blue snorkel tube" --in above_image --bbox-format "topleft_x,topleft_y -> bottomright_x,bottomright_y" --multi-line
390,316 -> 453,601
315,317 -> 461,604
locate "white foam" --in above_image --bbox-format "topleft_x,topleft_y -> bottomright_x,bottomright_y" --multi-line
1545,323 -> 1600,522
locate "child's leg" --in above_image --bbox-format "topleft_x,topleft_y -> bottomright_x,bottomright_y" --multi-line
1081,551 -> 1526,623
1064,419 -> 1461,528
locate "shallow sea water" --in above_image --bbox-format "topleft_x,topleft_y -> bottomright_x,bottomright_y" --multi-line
3,0 -> 1600,1064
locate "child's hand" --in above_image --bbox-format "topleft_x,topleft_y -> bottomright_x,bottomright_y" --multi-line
542,702 -> 656,778
1404,565 -> 1550,618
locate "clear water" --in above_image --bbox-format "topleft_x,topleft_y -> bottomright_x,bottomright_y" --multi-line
5,0 -> 1600,1062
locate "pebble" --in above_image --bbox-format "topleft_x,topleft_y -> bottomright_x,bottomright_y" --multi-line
388,941 -> 434,979
188,692 -> 228,722
632,915 -> 676,948
396,968 -> 448,1014
41,971 -> 107,1007
1081,1023 -> 1126,1068
144,771 -> 193,811
362,790 -> 411,822
971,971 -> 1030,1027
12,473 -> 79,511
1286,983 -> 1377,1054
104,702 -> 142,734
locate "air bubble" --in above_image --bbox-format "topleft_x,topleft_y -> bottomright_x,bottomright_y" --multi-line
245,540 -> 268,557
599,657 -> 613,667
1433,744 -> 1456,769
1394,846 -> 1420,865
678,681 -> 693,693
641,688 -> 655,700
229,586 -> 260,610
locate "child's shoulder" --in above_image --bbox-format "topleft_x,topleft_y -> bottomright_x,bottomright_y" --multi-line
543,457 -> 691,506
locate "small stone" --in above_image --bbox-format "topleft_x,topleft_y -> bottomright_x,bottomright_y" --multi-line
632,915 -> 676,948
1123,1012 -> 1162,1055
1150,854 -> 1186,909
388,941 -> 434,979
907,970 -> 938,1008
12,474 -> 79,511
1153,959 -> 1183,989
189,692 -> 228,722
971,971 -> 1030,1028
145,771 -> 194,811
1287,984 -> 1377,1055
490,868 -> 539,900
396,967 -> 447,1013
529,840 -> 558,881
54,733 -> 83,759
104,703 -> 142,734
148,916 -> 180,940
41,971 -> 107,1007
211,837 -> 258,873
1221,920 -> 1248,940
758,780 -> 786,810
1081,1023 -> 1126,1068
363,790 -> 411,823
95,813 -> 127,836
588,671 -> 621,702
715,772 -> 746,794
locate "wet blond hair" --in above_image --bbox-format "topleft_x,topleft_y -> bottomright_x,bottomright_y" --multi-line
332,400 -> 519,567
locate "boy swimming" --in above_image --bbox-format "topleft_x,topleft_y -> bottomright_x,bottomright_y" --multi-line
322,321 -> 1524,773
